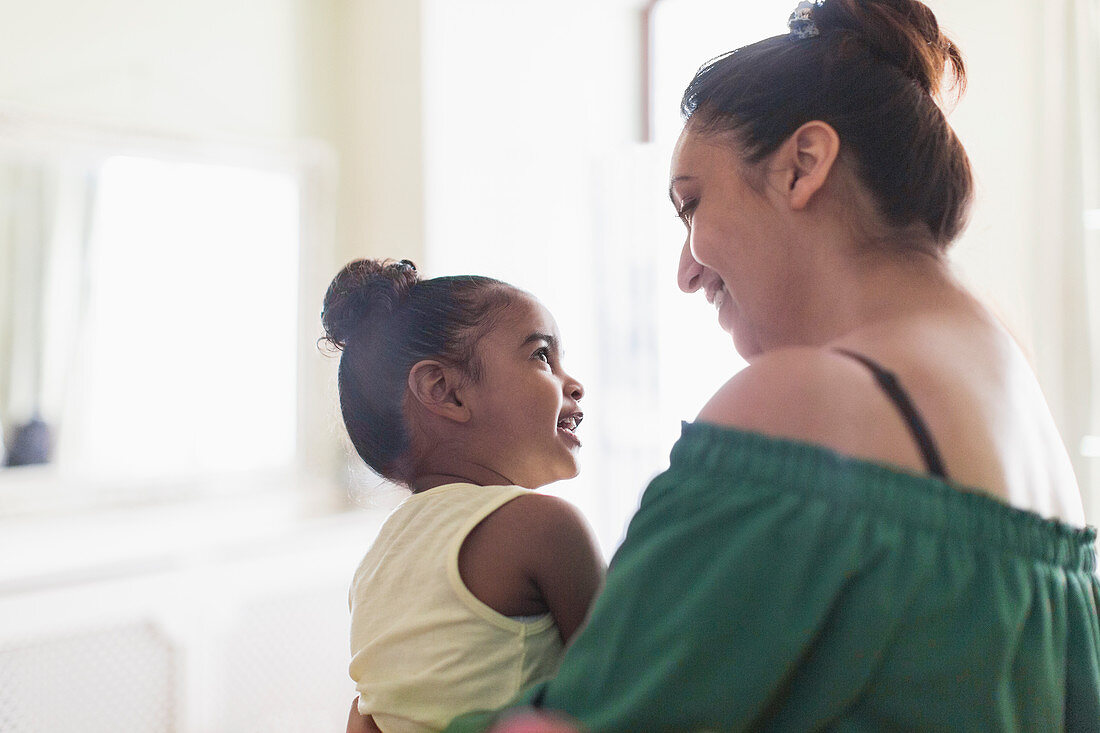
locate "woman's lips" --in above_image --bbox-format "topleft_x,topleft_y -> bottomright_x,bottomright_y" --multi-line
706,283 -> 727,314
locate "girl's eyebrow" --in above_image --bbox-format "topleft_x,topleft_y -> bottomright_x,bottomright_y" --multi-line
521,332 -> 563,358
521,332 -> 555,349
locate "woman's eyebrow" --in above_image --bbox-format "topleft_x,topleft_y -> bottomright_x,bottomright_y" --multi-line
668,175 -> 695,206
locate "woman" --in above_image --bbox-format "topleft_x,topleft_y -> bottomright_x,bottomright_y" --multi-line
446,0 -> 1100,729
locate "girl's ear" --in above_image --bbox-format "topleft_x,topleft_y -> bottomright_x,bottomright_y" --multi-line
772,120 -> 841,211
407,360 -> 471,423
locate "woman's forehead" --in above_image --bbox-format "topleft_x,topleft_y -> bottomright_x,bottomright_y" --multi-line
673,129 -> 730,173
673,127 -> 743,163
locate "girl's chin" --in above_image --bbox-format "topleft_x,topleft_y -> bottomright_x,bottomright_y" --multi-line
551,460 -> 580,484
555,458 -> 581,485
525,463 -> 579,489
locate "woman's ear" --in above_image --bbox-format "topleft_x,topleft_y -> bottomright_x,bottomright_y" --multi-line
774,120 -> 841,211
407,360 -> 471,423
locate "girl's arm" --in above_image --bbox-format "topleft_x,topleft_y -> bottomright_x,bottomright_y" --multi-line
346,697 -> 383,733
517,495 -> 605,642
458,493 -> 605,644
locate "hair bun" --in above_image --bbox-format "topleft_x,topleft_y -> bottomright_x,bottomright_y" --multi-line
320,258 -> 420,351
816,0 -> 966,100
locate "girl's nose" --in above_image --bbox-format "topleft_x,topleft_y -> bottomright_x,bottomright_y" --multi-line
566,376 -> 584,402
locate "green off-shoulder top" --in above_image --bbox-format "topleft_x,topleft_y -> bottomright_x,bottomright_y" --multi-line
447,422 -> 1100,732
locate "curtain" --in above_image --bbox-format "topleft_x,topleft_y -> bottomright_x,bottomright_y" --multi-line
0,158 -> 96,467
1036,0 -> 1100,519
1080,0 -> 1100,518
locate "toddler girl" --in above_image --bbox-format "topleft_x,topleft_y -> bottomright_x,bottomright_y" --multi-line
321,259 -> 605,733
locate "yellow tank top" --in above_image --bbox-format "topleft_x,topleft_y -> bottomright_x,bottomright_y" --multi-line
349,483 -> 564,732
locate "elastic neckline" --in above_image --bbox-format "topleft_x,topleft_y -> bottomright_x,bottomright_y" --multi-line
672,421 -> 1097,571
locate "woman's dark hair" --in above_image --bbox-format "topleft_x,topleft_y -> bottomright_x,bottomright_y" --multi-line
682,0 -> 972,247
320,258 -> 516,483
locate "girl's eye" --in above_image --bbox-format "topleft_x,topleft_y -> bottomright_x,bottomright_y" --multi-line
534,347 -> 550,363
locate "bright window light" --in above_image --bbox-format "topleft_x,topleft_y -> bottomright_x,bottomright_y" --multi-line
66,156 -> 300,479
651,0 -> 795,145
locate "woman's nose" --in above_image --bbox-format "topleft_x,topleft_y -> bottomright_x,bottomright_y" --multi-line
677,239 -> 704,293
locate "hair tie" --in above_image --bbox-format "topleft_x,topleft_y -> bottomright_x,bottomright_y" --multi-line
788,0 -> 823,40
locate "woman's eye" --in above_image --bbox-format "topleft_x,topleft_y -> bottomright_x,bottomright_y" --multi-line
534,348 -> 550,363
676,199 -> 697,225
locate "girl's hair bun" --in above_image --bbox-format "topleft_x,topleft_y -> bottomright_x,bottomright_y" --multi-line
816,0 -> 966,99
320,258 -> 420,351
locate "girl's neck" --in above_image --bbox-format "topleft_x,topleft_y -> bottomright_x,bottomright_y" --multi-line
409,466 -> 516,494
405,429 -> 520,493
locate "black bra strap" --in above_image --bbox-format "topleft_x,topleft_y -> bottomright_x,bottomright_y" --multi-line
833,349 -> 948,480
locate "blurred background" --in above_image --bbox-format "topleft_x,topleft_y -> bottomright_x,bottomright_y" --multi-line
0,0 -> 1097,730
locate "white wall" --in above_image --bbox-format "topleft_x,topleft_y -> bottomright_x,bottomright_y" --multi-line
0,0 -> 428,270
0,0 -> 302,136
929,0 -> 1093,507
930,0 -> 1043,356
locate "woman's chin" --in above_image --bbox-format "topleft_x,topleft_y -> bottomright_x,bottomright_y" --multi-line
720,305 -> 761,358
717,308 -> 739,341
727,323 -> 763,360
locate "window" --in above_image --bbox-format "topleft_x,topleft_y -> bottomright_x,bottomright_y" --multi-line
650,0 -> 794,144
61,156 -> 300,479
0,123 -> 325,500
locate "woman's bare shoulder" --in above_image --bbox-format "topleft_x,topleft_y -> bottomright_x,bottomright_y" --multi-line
697,347 -> 874,425
696,346 -> 930,473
